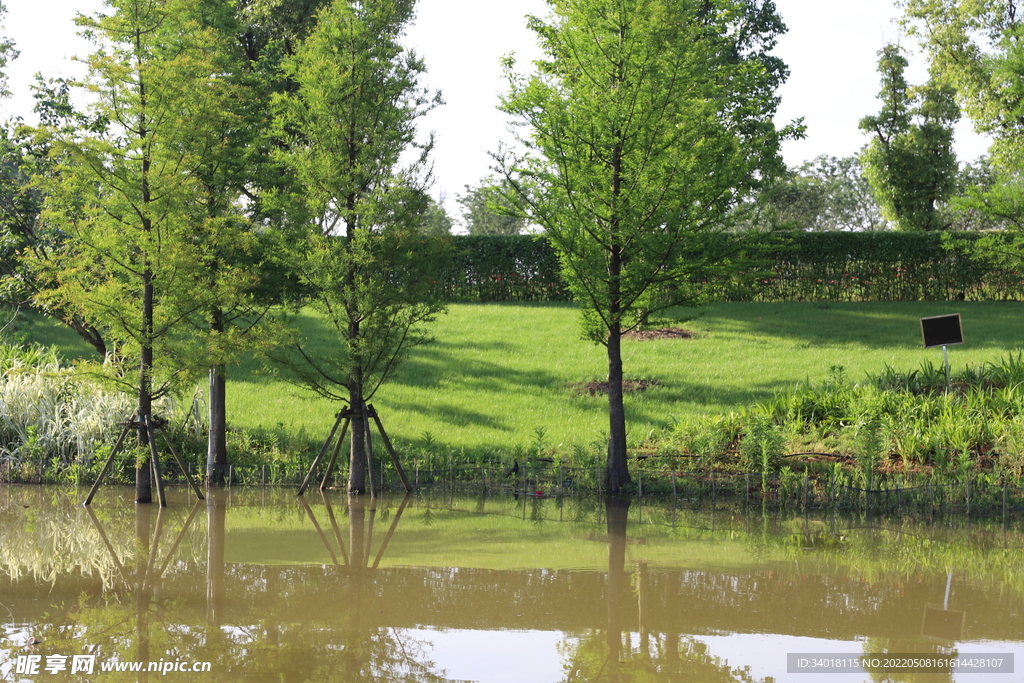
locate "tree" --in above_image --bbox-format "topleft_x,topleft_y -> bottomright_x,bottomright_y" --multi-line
0,1 -> 17,102
500,0 -> 795,493
901,0 -> 1024,226
858,44 -> 959,230
457,177 -> 528,235
754,155 -> 887,231
33,0 -> 261,502
271,0 -> 446,494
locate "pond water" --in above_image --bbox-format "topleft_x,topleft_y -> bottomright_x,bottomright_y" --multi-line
0,486 -> 1022,682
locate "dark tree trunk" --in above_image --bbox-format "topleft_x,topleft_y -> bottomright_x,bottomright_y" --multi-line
605,135 -> 631,496
135,275 -> 154,504
348,390 -> 367,494
207,308 -> 227,486
207,365 -> 228,486
606,326 -> 630,494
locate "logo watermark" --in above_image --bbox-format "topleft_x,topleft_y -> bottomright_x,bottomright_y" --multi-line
12,654 -> 212,676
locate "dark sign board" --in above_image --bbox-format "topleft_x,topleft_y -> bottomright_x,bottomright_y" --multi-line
921,313 -> 963,349
922,605 -> 965,641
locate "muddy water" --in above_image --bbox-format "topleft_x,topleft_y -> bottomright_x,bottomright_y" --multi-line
0,486 -> 1021,682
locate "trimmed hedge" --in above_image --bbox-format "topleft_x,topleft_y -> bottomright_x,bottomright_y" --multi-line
439,232 -> 1024,303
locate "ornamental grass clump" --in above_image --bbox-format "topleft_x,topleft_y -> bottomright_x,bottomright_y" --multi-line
0,343 -> 134,468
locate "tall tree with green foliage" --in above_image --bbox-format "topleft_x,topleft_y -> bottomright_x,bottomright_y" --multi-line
0,1 -> 16,103
858,44 -> 959,230
753,155 -> 887,231
271,0 -> 446,494
33,0 -> 263,502
901,0 -> 1024,226
457,177 -> 527,235
500,0 -> 795,493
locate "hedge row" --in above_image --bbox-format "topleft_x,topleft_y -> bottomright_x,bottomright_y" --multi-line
438,232 -> 1024,303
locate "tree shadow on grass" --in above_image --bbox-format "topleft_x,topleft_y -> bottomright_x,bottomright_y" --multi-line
693,301 -> 1024,350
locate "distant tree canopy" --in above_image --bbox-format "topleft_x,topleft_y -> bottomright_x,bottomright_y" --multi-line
859,44 -> 959,231
751,154 -> 887,231
457,177 -> 527,235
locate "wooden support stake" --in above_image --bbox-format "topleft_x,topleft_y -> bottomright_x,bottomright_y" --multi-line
300,496 -> 342,566
159,428 -> 205,501
372,495 -> 410,570
84,419 -> 133,506
319,418 -> 350,492
145,418 -> 167,507
369,406 -> 411,492
364,406 -> 378,497
321,493 -> 349,565
299,411 -> 346,495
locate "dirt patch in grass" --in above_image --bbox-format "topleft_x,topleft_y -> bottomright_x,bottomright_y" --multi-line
569,378 -> 660,396
623,327 -> 695,341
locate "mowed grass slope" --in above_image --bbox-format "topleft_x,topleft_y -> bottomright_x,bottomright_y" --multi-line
21,300 -> 1024,455
227,300 -> 1024,454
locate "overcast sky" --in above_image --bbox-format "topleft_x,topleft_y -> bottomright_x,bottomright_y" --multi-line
3,0 -> 991,223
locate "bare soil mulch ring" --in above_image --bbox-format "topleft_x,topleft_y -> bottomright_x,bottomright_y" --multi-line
569,378 -> 660,396
622,327 -> 695,341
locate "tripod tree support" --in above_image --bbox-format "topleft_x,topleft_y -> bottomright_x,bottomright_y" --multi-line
83,414 -> 206,507
319,414 -> 352,492
83,418 -> 134,506
298,404 -> 412,496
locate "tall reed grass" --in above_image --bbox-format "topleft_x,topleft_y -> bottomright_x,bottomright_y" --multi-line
0,344 -> 135,473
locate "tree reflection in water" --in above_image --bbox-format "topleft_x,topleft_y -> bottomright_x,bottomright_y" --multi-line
0,489 -> 1021,682
557,498 -> 775,683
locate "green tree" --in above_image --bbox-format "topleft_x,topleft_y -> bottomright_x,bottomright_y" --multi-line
754,155 -> 887,231
859,44 -> 959,230
0,1 -> 17,102
33,0 -> 262,502
900,0 -> 1024,224
457,177 -> 527,235
500,0 -> 795,493
271,0 -> 446,494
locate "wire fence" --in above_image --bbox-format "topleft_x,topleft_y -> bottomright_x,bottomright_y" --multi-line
5,456 -> 1024,516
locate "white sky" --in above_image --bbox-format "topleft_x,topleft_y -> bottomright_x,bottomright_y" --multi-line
2,0 -> 992,223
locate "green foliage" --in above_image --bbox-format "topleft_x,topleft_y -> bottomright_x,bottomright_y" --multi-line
739,415 -> 783,490
437,235 -> 567,301
0,1 -> 16,101
456,176 -> 528,235
751,155 -> 887,232
438,231 -> 1024,303
859,44 -> 959,231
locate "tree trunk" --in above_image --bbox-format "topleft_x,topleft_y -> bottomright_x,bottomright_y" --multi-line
348,392 -> 367,494
207,365 -> 228,486
606,325 -> 631,495
207,307 -> 227,486
135,275 -> 154,504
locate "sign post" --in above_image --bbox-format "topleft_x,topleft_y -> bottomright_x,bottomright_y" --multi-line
920,313 -> 964,390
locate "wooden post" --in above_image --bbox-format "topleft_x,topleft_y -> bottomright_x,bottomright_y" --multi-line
319,418 -> 351,492
364,404 -> 378,497
368,405 -> 412,492
84,418 -> 133,506
298,411 -> 346,495
145,417 -> 167,508
158,426 -> 205,501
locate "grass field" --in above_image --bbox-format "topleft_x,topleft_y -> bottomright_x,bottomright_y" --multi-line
21,300 -> 1024,458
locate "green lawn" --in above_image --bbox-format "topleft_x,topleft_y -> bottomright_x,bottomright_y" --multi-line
20,300 -> 1024,456
179,300 -> 1024,455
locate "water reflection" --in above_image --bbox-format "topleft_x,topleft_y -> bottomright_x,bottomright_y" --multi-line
0,487 -> 1020,682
